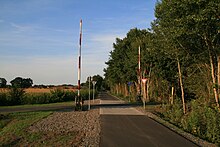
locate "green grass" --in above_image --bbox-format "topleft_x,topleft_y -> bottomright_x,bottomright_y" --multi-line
0,104 -> 80,146
0,111 -> 52,146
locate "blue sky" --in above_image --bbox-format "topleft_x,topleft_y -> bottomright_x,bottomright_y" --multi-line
0,0 -> 157,85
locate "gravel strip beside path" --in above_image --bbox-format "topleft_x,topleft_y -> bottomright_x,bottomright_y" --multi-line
29,105 -> 100,146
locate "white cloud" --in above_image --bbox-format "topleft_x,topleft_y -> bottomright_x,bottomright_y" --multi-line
10,22 -> 37,33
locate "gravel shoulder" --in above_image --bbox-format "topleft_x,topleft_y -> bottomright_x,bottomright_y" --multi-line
28,99 -> 101,147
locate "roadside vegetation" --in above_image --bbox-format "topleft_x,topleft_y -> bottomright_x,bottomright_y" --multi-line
0,75 -> 101,106
104,0 -> 220,145
0,111 -> 52,146
0,87 -> 98,106
0,87 -> 75,106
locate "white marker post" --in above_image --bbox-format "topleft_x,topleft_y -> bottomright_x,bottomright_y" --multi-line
92,81 -> 97,103
142,78 -> 147,109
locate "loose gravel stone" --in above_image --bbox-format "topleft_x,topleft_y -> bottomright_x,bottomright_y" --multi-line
29,107 -> 100,147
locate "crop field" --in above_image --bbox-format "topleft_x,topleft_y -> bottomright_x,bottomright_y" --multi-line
25,88 -> 76,93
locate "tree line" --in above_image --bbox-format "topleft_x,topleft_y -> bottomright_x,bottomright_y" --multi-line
104,1 -> 220,143
0,77 -> 78,89
104,0 -> 219,112
0,77 -> 33,88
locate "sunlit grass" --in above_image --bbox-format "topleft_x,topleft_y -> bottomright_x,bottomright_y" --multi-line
0,111 -> 52,146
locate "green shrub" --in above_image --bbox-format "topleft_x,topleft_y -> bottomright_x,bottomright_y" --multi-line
74,89 -> 97,101
63,91 -> 76,101
80,90 -> 89,100
8,87 -> 25,105
181,100 -> 207,136
22,93 -> 52,104
162,99 -> 184,126
204,106 -> 220,144
50,89 -> 66,103
0,93 -> 9,106
180,100 -> 220,144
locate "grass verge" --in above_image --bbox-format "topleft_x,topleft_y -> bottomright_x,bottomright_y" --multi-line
0,111 -> 52,146
0,101 -> 74,109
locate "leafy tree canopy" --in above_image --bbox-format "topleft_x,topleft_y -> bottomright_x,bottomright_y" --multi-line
10,77 -> 33,88
0,78 -> 7,88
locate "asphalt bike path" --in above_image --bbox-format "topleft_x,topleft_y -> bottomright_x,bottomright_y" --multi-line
99,92 -> 198,147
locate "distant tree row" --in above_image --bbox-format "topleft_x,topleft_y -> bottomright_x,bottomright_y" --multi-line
0,76 -> 95,89
0,77 -> 33,88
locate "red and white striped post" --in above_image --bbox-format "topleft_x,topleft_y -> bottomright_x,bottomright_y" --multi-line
138,46 -> 141,99
76,19 -> 82,110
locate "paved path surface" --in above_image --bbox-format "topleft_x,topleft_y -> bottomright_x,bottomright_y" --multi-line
99,92 -> 198,147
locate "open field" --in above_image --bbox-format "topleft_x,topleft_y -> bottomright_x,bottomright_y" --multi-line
25,88 -> 76,93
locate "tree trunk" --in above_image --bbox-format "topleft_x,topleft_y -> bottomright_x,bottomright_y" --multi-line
177,58 -> 186,114
218,56 -> 220,105
210,54 -> 219,107
124,83 -> 128,97
204,35 -> 219,107
170,85 -> 174,105
116,84 -> 118,94
146,66 -> 151,102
